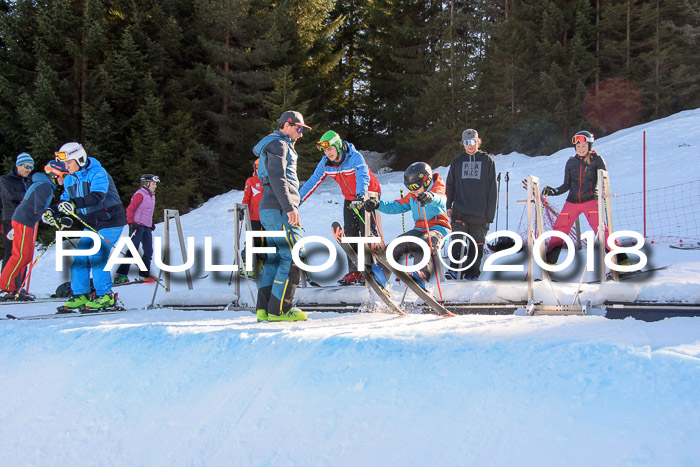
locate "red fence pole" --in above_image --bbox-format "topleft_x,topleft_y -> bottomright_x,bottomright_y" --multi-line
643,131 -> 647,238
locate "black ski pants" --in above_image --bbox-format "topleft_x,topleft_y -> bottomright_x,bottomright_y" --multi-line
343,199 -> 377,273
449,219 -> 488,279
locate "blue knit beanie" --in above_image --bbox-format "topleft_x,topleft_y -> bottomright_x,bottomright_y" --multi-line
15,152 -> 34,167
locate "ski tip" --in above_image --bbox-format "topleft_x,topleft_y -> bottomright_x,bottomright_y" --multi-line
441,311 -> 457,318
6,314 -> 18,320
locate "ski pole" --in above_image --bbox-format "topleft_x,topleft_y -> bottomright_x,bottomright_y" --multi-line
24,221 -> 40,294
495,173 -> 501,230
351,205 -> 366,225
229,217 -> 244,286
400,189 -> 405,233
505,172 -> 510,230
68,212 -> 169,291
68,211 -> 120,250
419,205 -> 445,305
15,237 -> 57,299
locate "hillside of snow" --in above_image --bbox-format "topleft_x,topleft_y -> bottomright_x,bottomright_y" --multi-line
1,109 -> 700,465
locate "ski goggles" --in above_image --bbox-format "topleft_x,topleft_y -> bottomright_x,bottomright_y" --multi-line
54,151 -> 68,161
146,176 -> 160,183
316,140 -> 333,151
572,134 -> 593,144
463,139 -> 478,146
406,182 -> 422,192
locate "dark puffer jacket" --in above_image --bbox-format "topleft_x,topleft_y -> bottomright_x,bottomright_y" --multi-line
0,168 -> 32,221
553,151 -> 607,203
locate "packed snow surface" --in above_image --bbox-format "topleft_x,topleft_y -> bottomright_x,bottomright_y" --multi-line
2,109 -> 700,465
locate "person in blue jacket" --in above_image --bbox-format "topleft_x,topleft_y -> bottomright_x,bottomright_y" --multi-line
0,161 -> 70,301
251,111 -> 311,322
47,142 -> 127,310
299,130 -> 382,285
364,162 -> 451,289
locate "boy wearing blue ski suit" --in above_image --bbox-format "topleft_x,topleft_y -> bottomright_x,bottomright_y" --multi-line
364,162 -> 451,288
50,142 -> 127,310
252,111 -> 311,322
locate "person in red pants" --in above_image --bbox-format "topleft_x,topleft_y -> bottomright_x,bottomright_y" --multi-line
541,131 -> 627,265
0,161 -> 70,301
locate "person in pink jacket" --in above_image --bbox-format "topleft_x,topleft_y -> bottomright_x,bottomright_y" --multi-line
114,174 -> 159,283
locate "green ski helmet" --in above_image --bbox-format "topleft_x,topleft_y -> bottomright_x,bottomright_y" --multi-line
317,130 -> 343,154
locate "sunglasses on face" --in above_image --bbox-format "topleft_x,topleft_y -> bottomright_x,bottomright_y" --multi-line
21,164 -> 33,170
292,124 -> 304,134
463,139 -> 478,146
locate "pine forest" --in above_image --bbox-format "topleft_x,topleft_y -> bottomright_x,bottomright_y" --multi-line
1,0 -> 698,213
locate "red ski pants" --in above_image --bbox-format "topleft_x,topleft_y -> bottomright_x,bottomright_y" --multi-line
0,220 -> 35,293
546,200 -> 610,253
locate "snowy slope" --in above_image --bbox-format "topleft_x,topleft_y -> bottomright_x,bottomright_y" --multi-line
1,110 -> 700,466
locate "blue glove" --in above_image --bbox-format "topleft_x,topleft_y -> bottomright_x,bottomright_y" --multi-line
58,201 -> 76,215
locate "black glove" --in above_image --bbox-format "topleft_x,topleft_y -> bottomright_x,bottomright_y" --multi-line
416,191 -> 434,206
238,210 -> 245,221
58,216 -> 73,230
364,199 -> 379,212
151,225 -> 156,231
542,185 -> 558,197
129,223 -> 138,231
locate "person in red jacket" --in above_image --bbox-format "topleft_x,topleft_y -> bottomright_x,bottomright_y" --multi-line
241,159 -> 265,274
299,130 -> 382,285
114,174 -> 159,283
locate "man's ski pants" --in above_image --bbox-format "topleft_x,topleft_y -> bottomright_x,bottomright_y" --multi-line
0,220 -> 35,293
546,199 -> 609,261
71,226 -> 124,296
256,209 -> 302,315
343,199 -> 377,273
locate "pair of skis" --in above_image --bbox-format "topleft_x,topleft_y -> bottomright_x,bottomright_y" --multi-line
332,222 -> 454,317
5,307 -> 136,321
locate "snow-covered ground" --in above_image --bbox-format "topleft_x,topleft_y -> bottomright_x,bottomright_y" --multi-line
1,109 -> 700,465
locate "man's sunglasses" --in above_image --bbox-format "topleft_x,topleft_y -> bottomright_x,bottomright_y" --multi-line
463,139 -> 478,146
21,164 -> 33,170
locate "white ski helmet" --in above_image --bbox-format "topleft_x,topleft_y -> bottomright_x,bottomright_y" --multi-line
55,142 -> 87,167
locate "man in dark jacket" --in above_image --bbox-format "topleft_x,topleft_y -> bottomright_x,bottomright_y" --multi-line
0,152 -> 34,288
445,129 -> 497,280
0,161 -> 69,301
